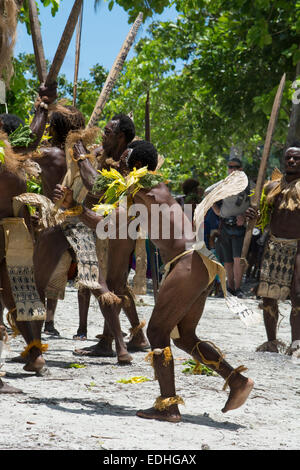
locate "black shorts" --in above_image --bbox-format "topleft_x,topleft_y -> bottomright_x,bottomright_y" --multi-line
215,224 -> 245,263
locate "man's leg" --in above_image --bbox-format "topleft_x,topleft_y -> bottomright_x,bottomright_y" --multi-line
256,297 -> 283,352
224,262 -> 235,292
173,292 -> 254,413
0,325 -> 22,393
137,252 -> 209,422
73,288 -> 91,340
74,238 -> 148,357
44,298 -> 60,336
287,243 -> 300,355
0,259 -> 46,373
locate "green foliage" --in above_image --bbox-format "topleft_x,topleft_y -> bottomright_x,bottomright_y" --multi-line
9,1 -> 300,191
0,140 -> 5,164
8,124 -> 35,147
94,0 -> 171,23
26,177 -> 42,194
18,0 -> 61,33
182,359 -> 216,376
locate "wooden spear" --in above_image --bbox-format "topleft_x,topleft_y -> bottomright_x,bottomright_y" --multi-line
144,90 -> 159,300
28,0 -> 47,83
28,0 -> 83,86
87,11 -> 143,128
57,11 -> 144,207
240,73 -> 286,270
45,0 -> 83,86
72,0 -> 84,106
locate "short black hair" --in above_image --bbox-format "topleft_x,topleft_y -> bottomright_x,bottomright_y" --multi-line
127,140 -> 158,171
112,113 -> 135,143
0,113 -> 25,135
288,141 -> 300,148
50,106 -> 85,142
182,178 -> 199,195
228,157 -> 242,167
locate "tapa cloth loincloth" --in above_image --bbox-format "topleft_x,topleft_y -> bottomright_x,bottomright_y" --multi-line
61,219 -> 103,291
257,234 -> 299,301
161,244 -> 226,339
45,237 -> 108,300
45,250 -> 72,300
0,218 -> 46,321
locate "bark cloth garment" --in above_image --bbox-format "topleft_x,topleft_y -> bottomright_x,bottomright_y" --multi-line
60,217 -> 104,292
11,193 -> 108,300
45,236 -> 108,300
0,218 -> 46,321
257,233 -> 298,301
162,242 -> 226,340
257,174 -> 300,301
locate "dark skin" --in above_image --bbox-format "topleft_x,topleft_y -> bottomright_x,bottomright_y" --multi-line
34,118 -> 147,349
0,325 -> 22,393
132,181 -> 253,422
69,149 -> 254,422
10,83 -> 57,155
50,186 -> 132,364
247,148 -> 300,353
66,122 -> 148,353
0,83 -> 57,383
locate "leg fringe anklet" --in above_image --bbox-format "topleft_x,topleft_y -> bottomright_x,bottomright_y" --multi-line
223,365 -> 248,391
129,320 -> 146,338
99,292 -> 121,306
154,395 -> 184,411
145,346 -> 172,367
21,340 -> 48,358
191,340 -> 224,370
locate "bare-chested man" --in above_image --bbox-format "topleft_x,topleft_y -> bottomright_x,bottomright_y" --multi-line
247,143 -> 300,355
62,140 -> 254,422
68,114 -> 149,356
31,105 -> 85,336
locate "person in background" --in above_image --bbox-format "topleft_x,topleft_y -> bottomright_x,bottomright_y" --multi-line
212,157 -> 250,298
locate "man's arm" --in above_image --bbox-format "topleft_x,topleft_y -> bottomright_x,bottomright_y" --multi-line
212,203 -> 221,216
52,183 -> 102,230
73,140 -> 99,191
14,82 -> 57,153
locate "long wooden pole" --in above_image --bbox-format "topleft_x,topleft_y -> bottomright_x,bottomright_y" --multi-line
45,0 -> 83,85
87,12 -> 143,128
72,0 -> 84,106
240,73 -> 286,269
53,12 -> 143,212
144,90 -> 159,300
28,0 -> 47,83
28,0 -> 83,86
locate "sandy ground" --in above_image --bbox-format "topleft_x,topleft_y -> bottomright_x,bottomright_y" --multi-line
1,283 -> 300,452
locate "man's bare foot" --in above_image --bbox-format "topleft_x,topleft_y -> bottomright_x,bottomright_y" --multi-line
127,337 -> 150,352
256,340 -> 286,353
126,327 -> 150,352
0,379 -> 23,394
222,378 -> 254,413
136,405 -> 181,423
23,353 -> 46,374
73,339 -> 116,357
